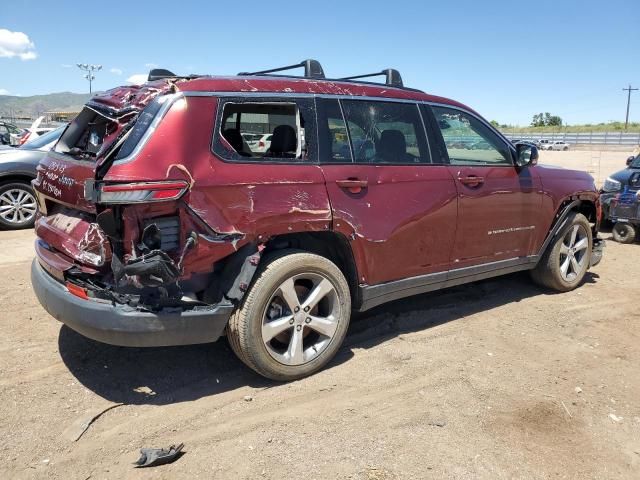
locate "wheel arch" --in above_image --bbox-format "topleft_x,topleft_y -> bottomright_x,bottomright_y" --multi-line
262,231 -> 361,309
537,198 -> 598,258
0,173 -> 36,186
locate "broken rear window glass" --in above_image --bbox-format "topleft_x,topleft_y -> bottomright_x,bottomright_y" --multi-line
217,102 -> 306,160
54,107 -> 120,161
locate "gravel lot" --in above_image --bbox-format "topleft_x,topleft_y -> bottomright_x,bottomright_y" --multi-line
0,149 -> 638,479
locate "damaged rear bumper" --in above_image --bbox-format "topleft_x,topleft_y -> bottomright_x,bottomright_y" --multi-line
31,259 -> 233,347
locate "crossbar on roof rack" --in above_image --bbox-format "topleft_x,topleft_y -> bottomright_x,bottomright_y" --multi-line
238,59 -> 325,79
339,69 -> 404,88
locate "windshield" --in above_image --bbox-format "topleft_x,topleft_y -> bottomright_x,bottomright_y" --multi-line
21,126 -> 65,150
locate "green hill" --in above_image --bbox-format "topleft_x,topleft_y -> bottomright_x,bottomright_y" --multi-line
0,92 -> 94,118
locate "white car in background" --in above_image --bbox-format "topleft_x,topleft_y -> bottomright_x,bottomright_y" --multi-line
544,141 -> 570,151
9,116 -> 56,146
253,133 -> 273,153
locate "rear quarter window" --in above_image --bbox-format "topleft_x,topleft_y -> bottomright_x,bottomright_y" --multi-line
114,97 -> 165,160
212,97 -> 317,163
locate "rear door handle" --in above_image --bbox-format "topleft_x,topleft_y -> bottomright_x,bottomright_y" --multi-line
457,175 -> 485,187
336,179 -> 368,194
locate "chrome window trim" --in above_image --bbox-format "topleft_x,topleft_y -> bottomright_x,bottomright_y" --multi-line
111,92 -> 183,166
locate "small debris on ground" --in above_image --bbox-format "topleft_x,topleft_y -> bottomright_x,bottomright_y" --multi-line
134,443 -> 185,468
575,386 -> 583,394
428,419 -> 447,427
133,386 -> 156,396
243,395 -> 253,402
608,413 -> 623,423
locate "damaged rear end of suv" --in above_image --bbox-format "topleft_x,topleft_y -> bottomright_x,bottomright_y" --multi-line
31,79 -> 245,348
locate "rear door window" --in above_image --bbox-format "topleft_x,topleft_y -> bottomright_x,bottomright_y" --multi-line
340,100 -> 431,164
316,98 -> 352,163
214,99 -> 316,162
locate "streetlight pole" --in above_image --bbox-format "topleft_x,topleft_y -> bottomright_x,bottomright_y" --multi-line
76,63 -> 102,94
622,84 -> 638,130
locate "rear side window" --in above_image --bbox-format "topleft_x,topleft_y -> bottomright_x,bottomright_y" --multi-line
317,99 -> 352,162
340,100 -> 431,164
214,99 -> 316,162
114,97 -> 164,160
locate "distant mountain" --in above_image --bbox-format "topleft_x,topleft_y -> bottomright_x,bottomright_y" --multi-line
0,92 -> 95,118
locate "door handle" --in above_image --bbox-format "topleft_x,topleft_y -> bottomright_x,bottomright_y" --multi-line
458,175 -> 485,187
336,178 -> 368,194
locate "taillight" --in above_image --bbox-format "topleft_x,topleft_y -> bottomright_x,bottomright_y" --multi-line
98,181 -> 188,204
19,132 -> 31,145
66,282 -> 89,300
259,141 -> 264,147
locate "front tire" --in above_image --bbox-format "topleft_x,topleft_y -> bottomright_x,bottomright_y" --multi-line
227,251 -> 351,381
531,212 -> 592,292
0,182 -> 38,230
612,223 -> 636,244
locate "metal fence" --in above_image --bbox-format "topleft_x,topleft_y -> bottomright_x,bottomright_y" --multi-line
504,131 -> 640,146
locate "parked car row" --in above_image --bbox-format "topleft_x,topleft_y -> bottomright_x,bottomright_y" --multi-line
0,126 -> 65,229
0,117 -> 57,147
510,138 -> 570,150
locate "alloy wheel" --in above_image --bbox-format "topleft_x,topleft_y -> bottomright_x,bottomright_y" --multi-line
559,224 -> 588,282
261,272 -> 341,366
0,188 -> 37,225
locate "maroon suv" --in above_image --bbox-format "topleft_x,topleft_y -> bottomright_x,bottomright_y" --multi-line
31,60 -> 604,380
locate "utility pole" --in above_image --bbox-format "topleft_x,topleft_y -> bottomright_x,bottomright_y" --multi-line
622,84 -> 638,130
76,63 -> 102,94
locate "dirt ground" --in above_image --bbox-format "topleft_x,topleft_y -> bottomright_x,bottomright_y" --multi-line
0,148 -> 638,479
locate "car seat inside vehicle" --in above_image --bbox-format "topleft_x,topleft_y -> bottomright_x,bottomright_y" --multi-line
377,129 -> 412,163
222,128 -> 251,156
266,125 -> 297,158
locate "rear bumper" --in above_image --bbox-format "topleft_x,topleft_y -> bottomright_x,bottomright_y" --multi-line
31,259 -> 233,347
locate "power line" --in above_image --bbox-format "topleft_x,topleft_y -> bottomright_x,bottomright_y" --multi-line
622,84 -> 638,130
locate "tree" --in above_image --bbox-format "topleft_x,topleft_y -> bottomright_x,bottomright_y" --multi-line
530,112 -> 563,127
547,115 -> 562,126
490,120 -> 500,128
531,113 -> 545,127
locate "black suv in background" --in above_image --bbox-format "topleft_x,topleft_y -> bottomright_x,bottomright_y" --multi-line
601,153 -> 640,221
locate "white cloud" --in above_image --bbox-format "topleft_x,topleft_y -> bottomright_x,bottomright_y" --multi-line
0,29 -> 37,60
127,73 -> 148,85
110,67 -> 123,75
0,88 -> 9,95
145,63 -> 158,69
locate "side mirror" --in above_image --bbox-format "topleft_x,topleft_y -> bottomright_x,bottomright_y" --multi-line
626,156 -> 635,166
515,143 -> 538,167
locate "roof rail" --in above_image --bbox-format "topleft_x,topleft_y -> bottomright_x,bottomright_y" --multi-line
238,59 -> 325,79
339,69 -> 404,88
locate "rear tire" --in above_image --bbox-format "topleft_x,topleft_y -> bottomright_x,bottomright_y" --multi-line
531,212 -> 592,292
227,250 -> 351,381
0,181 -> 38,230
612,223 -> 636,244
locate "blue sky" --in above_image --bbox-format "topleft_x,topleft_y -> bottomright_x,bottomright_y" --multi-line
1,0 -> 639,126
